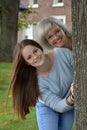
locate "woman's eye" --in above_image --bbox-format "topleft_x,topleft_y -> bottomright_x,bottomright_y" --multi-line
48,35 -> 53,40
56,29 -> 60,34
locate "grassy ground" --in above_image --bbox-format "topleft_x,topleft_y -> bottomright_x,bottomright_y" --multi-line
0,62 -> 75,130
0,63 -> 38,130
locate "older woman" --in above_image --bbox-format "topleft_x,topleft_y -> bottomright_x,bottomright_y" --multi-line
37,16 -> 72,50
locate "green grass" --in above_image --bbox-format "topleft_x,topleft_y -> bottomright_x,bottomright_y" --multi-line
0,62 -> 75,130
0,63 -> 38,130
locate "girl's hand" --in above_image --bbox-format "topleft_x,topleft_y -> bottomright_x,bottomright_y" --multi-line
71,83 -> 74,96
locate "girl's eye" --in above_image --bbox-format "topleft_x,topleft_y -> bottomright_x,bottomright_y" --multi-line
34,49 -> 38,53
27,55 -> 32,60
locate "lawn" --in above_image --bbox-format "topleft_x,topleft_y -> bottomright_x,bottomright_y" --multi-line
0,62 -> 75,130
0,63 -> 38,130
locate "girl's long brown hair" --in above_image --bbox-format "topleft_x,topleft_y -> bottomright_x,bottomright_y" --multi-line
10,39 -> 43,119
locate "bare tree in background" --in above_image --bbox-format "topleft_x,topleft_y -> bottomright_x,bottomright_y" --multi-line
72,0 -> 87,129
0,0 -> 19,61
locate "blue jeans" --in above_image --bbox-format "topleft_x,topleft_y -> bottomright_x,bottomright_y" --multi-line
36,102 -> 74,130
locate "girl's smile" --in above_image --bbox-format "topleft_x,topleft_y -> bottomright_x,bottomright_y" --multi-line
21,45 -> 45,67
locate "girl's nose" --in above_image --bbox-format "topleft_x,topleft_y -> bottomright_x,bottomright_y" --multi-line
33,55 -> 37,60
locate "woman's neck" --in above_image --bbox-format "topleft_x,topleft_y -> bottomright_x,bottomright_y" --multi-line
64,39 -> 72,51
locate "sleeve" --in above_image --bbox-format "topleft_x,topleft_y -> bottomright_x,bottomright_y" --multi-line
65,48 -> 74,68
38,79 -> 74,113
60,48 -> 74,82
54,48 -> 74,68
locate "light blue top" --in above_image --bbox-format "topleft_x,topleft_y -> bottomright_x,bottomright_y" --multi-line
38,48 -> 74,113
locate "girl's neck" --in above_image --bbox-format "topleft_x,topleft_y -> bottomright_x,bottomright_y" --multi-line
37,53 -> 53,77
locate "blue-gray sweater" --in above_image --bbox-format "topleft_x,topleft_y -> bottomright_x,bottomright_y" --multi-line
38,48 -> 74,113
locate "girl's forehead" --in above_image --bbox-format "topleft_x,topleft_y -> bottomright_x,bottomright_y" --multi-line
22,45 -> 35,54
22,44 -> 35,49
21,45 -> 35,59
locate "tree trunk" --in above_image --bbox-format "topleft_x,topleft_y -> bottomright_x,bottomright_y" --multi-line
0,0 -> 19,62
72,0 -> 87,129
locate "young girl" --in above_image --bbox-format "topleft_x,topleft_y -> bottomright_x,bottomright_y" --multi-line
10,39 -> 74,130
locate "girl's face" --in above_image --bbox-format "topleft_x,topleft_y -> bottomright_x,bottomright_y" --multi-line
46,23 -> 69,48
22,45 -> 45,67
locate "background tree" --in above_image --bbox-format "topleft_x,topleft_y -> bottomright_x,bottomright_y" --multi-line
0,0 -> 35,62
0,0 -> 19,62
72,0 -> 87,129
18,8 -> 36,31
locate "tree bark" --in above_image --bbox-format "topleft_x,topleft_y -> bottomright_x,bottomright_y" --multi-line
0,0 -> 19,61
72,0 -> 87,129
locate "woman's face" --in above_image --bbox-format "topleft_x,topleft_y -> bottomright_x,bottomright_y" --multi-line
46,23 -> 68,48
21,45 -> 45,67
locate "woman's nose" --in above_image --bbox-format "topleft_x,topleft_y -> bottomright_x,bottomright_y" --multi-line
53,34 -> 58,40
